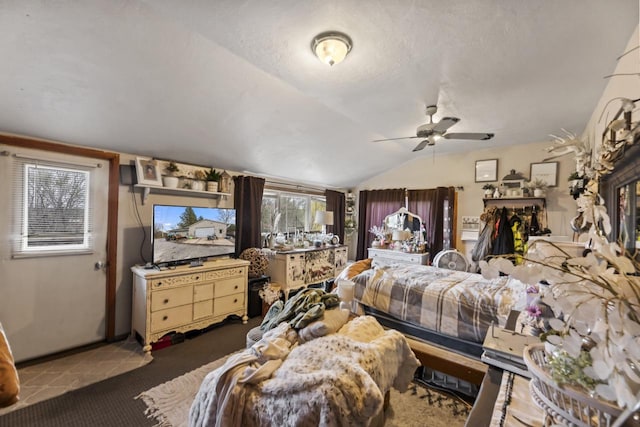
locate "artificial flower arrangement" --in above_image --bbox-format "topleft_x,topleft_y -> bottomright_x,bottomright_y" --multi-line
481,163 -> 640,412
369,225 -> 389,246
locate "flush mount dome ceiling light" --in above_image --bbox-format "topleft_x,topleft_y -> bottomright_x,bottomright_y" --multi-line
312,31 -> 352,66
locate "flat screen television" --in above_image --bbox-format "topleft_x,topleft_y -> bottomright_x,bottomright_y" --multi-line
152,204 -> 236,266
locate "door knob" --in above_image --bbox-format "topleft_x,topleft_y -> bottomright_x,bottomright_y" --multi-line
94,261 -> 105,270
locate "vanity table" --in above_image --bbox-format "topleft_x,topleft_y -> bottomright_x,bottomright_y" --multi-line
368,207 -> 429,266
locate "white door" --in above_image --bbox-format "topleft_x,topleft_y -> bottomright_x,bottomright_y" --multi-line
0,144 -> 110,362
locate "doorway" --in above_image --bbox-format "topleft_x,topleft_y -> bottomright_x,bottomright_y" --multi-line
0,135 -> 118,362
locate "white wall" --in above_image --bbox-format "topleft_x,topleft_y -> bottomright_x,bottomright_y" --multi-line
584,25 -> 639,156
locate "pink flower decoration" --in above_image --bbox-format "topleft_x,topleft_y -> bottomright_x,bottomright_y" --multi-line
526,304 -> 542,318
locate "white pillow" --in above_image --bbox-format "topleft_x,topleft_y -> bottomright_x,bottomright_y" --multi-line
298,308 -> 350,343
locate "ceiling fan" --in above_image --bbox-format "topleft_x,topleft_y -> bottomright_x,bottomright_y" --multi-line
373,105 -> 495,152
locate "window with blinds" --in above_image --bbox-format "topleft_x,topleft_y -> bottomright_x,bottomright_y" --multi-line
12,159 -> 93,256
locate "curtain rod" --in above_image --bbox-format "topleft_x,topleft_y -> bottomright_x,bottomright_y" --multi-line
264,180 -> 327,196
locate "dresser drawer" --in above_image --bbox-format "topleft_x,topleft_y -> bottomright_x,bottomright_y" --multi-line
215,277 -> 245,297
150,273 -> 204,289
214,293 -> 244,315
151,286 -> 193,312
150,305 -> 192,333
193,283 -> 214,302
204,267 -> 246,281
193,300 -> 213,320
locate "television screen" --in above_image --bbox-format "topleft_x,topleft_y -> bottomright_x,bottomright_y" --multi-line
152,204 -> 236,266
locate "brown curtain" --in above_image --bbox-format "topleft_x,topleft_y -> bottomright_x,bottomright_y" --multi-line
325,189 -> 345,243
356,189 -> 405,260
408,186 -> 455,255
233,175 -> 265,255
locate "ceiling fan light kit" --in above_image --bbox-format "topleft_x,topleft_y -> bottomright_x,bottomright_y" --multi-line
374,104 -> 495,152
312,31 -> 352,66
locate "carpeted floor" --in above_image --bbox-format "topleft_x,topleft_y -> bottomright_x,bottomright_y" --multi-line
137,348 -> 470,427
0,337 -> 152,417
0,317 -> 259,427
0,316 -> 471,427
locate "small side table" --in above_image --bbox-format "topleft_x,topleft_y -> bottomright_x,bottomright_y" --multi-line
247,275 -> 270,318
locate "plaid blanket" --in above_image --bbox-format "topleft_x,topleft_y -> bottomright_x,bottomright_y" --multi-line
352,263 -> 528,343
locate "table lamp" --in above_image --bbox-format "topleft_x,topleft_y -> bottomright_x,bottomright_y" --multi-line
314,210 -> 334,235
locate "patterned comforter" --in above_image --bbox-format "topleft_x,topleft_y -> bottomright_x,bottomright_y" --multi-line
352,263 -> 528,343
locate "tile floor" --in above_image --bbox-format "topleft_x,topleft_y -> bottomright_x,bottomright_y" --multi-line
0,338 -> 152,416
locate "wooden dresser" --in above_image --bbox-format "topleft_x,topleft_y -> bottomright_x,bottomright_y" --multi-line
131,258 -> 249,353
367,248 -> 430,266
266,245 -> 348,299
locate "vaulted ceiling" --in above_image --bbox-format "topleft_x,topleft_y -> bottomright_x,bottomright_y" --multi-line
0,1 -> 637,188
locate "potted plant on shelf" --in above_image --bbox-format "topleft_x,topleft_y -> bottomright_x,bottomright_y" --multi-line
162,161 -> 180,188
482,183 -> 495,198
205,168 -> 222,192
529,178 -> 548,197
192,169 -> 207,191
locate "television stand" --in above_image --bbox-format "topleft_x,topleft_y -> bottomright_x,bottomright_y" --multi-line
131,258 -> 250,353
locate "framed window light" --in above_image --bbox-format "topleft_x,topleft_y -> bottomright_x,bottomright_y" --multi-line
475,159 -> 498,182
135,157 -> 163,186
530,161 -> 558,187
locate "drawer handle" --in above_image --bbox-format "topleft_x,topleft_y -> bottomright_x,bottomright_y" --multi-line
157,282 -> 163,286
195,276 -> 200,280
162,315 -> 168,321
234,298 -> 238,303
163,299 -> 169,304
234,285 -> 238,290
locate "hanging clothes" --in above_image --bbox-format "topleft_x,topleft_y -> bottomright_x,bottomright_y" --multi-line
510,213 -> 525,264
529,209 -> 540,236
492,207 -> 515,256
472,208 -> 497,263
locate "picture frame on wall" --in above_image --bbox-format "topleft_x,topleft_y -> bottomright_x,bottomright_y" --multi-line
475,159 -> 498,182
135,157 -> 163,186
530,161 -> 558,187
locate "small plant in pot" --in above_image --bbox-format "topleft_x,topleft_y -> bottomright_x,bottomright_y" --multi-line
191,169 -> 207,191
162,161 -> 180,188
529,178 -> 548,197
165,161 -> 180,176
205,168 -> 222,192
482,183 -> 495,198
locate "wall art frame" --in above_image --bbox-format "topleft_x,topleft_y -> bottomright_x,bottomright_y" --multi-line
475,159 -> 498,182
135,156 -> 163,186
530,161 -> 558,187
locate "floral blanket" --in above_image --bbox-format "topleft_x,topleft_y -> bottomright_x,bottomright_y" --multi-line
352,263 -> 528,343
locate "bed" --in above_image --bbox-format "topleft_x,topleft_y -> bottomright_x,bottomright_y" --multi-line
338,259 -> 528,383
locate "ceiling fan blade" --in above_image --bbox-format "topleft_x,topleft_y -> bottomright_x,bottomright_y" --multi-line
412,140 -> 429,152
372,136 -> 420,142
443,132 -> 494,141
432,117 -> 460,133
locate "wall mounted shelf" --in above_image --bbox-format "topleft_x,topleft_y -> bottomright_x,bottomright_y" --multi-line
135,184 -> 231,205
483,197 -> 546,208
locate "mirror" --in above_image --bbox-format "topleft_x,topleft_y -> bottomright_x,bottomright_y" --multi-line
383,207 -> 424,241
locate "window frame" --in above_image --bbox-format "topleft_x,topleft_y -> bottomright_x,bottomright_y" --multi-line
261,190 -> 326,243
14,161 -> 94,257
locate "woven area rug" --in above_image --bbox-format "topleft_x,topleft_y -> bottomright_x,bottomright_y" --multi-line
137,353 -> 470,427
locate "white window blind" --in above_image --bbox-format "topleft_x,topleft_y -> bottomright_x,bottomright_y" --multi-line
11,156 -> 94,257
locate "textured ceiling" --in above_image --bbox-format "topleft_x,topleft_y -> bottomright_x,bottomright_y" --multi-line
0,1 -> 637,188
